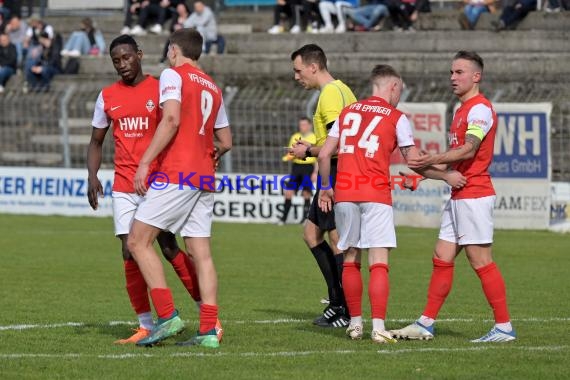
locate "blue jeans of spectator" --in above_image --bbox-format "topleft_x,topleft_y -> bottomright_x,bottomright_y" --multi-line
464,5 -> 488,28
0,66 -> 15,86
346,4 -> 389,29
25,57 -> 60,90
204,36 -> 225,54
64,31 -> 91,55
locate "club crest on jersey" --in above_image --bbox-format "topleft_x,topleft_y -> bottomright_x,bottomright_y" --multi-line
146,99 -> 155,113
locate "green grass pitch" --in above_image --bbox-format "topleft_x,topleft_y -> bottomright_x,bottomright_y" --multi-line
0,214 -> 568,379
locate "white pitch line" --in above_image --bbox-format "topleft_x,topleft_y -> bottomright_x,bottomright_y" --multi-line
0,322 -> 84,331
1,317 -> 570,332
377,345 -> 569,355
1,347 -> 567,361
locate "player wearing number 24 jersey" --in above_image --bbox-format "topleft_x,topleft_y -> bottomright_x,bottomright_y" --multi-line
318,65 -> 465,343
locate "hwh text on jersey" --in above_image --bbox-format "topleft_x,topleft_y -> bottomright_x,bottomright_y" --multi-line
117,117 -> 149,131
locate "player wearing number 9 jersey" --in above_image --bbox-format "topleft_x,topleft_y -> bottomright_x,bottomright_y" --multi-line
87,35 -> 204,344
318,65 -> 465,343
127,29 -> 232,349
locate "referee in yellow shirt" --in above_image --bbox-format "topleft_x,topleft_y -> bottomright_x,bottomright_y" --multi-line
290,44 -> 357,328
279,117 -> 317,225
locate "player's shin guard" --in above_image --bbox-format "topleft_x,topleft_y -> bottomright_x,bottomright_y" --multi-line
369,263 -> 389,319
342,262 -> 362,318
311,241 -> 344,307
169,251 -> 201,302
124,259 -> 151,314
199,304 -> 218,334
422,258 -> 454,320
475,262 -> 511,323
149,288 -> 175,319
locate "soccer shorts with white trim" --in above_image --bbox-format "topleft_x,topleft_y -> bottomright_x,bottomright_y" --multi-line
112,191 -> 144,236
134,183 -> 214,238
438,195 -> 495,245
334,202 -> 396,251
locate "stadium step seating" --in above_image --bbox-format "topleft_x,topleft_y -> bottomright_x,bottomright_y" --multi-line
44,9 -> 570,35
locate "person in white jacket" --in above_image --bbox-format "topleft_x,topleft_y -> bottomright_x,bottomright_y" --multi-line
184,1 -> 224,54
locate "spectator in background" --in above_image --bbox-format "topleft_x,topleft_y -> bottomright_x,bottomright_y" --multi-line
0,12 -> 6,33
7,0 -> 34,18
5,15 -> 27,65
543,0 -> 569,11
161,1 -> 190,62
267,0 -> 303,34
130,0 -> 169,35
319,0 -> 359,33
24,16 -> 53,49
184,1 -> 224,54
492,0 -> 536,31
0,1 -> 9,22
459,0 -> 496,30
24,31 -> 61,92
164,0 -> 187,26
301,0 -> 321,33
0,32 -> 17,93
345,0 -> 389,31
387,0 -> 417,32
61,17 -> 105,57
121,0 -> 141,34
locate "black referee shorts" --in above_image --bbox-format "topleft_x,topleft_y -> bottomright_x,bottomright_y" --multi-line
307,158 -> 337,231
283,163 -> 314,194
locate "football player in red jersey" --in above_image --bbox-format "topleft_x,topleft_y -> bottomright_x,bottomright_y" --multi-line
318,64 -> 465,343
87,35 -> 202,344
128,28 -> 232,348
390,51 -> 517,343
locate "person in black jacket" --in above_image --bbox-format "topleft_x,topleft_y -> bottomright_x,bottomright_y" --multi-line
24,31 -> 61,92
0,32 -> 17,93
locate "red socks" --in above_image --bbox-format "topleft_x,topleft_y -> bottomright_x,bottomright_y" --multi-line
149,288 -> 175,319
422,258 -> 455,319
200,304 -> 218,334
124,259 -> 150,314
342,262 -> 362,317
475,262 -> 510,323
169,251 -> 201,302
369,263 -> 389,319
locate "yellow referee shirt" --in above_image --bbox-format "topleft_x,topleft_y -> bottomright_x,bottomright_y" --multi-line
313,80 -> 357,146
283,132 -> 317,164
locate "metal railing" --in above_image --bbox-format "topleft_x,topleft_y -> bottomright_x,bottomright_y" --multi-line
1,75 -> 569,181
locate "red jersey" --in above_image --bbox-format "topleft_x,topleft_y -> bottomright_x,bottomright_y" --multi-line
91,75 -> 160,193
330,96 -> 415,205
158,63 -> 229,189
449,93 -> 497,199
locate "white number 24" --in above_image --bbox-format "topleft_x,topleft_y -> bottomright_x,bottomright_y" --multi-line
199,90 -> 214,135
339,112 -> 381,158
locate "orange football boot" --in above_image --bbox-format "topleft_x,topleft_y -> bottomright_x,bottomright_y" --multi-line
114,327 -> 152,344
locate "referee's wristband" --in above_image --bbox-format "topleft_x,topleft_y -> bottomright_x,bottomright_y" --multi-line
305,146 -> 313,158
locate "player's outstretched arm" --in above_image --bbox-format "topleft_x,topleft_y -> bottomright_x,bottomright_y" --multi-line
400,145 -> 467,189
407,134 -> 482,169
87,126 -> 109,210
134,99 -> 181,195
